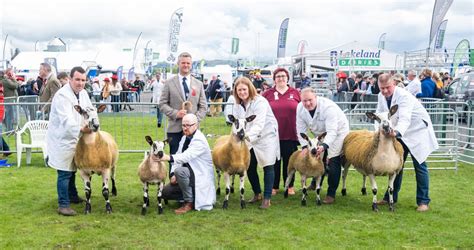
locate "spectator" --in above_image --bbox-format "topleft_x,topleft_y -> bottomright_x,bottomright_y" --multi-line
57,72 -> 69,87
148,73 -> 164,127
120,78 -> 134,111
91,77 -> 102,103
109,75 -> 122,112
300,72 -> 311,89
416,69 -> 436,98
207,75 -> 223,117
0,68 -> 18,131
262,68 -> 301,196
101,78 -> 112,112
405,70 -> 422,96
0,77 -> 11,157
432,72 -> 443,89
39,63 -> 61,119
252,72 -> 265,93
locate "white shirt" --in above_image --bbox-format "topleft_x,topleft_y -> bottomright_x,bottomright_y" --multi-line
405,77 -> 422,96
178,74 -> 191,99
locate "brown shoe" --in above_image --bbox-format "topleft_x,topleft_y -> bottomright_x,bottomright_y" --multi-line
259,199 -> 271,209
271,189 -> 278,196
376,200 -> 388,205
248,194 -> 262,204
175,202 -> 194,215
416,204 -> 429,212
288,187 -> 296,195
57,207 -> 77,216
322,196 -> 335,204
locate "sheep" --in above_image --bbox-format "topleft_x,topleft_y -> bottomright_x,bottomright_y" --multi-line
341,105 -> 404,212
212,114 -> 256,209
73,104 -> 119,214
283,133 -> 326,206
138,136 -> 170,215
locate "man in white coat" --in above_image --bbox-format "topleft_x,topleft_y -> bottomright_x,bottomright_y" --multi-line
296,88 -> 349,204
158,114 -> 215,214
147,73 -> 164,127
376,73 -> 438,212
47,66 -> 92,216
405,70 -> 422,96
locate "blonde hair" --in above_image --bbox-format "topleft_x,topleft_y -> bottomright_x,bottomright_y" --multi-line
233,77 -> 258,105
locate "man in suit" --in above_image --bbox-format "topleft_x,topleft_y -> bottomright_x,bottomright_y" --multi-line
39,63 -> 61,120
159,52 -> 207,170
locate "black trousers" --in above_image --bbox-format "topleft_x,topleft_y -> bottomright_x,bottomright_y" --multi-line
273,140 -> 298,189
167,131 -> 183,176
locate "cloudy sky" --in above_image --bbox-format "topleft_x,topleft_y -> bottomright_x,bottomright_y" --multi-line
1,0 -> 472,61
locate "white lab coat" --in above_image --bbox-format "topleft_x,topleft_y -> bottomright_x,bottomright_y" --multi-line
296,97 -> 349,159
376,86 -> 438,163
46,84 -> 93,171
224,95 -> 235,123
148,80 -> 164,103
170,130 -> 216,211
233,95 -> 280,167
405,78 -> 422,96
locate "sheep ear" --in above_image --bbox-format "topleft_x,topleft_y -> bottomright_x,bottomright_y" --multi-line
228,115 -> 236,123
366,112 -> 381,123
163,137 -> 172,145
300,133 -> 309,141
389,105 -> 398,119
145,136 -> 153,146
317,132 -> 327,141
246,115 -> 256,122
74,105 -> 84,114
97,104 -> 107,113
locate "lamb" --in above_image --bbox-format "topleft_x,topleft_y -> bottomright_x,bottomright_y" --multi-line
73,104 -> 119,214
341,105 -> 404,212
138,136 -> 170,215
283,133 -> 326,206
212,114 -> 256,209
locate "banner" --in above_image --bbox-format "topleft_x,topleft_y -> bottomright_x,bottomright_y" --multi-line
297,40 -> 308,55
277,18 -> 289,58
434,19 -> 448,51
116,66 -> 123,81
44,58 -> 58,75
167,8 -> 184,63
152,52 -> 160,60
429,0 -> 453,47
128,67 -> 135,81
231,38 -> 239,55
452,39 -> 470,76
378,33 -> 386,50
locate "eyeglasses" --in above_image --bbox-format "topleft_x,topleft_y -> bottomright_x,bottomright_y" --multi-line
182,123 -> 196,128
275,75 -> 287,78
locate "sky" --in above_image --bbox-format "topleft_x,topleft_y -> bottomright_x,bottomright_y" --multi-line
1,0 -> 473,61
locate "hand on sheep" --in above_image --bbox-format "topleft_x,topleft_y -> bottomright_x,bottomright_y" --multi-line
170,175 -> 177,185
177,109 -> 187,119
316,146 -> 325,158
80,126 -> 92,134
301,148 -> 308,156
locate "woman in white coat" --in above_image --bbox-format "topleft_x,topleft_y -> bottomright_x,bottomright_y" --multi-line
232,77 -> 280,209
376,74 -> 438,212
159,114 -> 215,214
47,67 -> 92,216
296,88 -> 349,204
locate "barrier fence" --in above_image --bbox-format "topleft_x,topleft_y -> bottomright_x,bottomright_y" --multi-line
1,97 -> 473,167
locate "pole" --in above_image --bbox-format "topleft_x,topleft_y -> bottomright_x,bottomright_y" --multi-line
145,40 -> 152,74
2,34 -> 8,69
132,32 -> 143,68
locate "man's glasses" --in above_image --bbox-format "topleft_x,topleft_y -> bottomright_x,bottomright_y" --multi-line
182,123 -> 196,128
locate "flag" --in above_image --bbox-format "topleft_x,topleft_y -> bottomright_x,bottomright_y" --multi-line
452,39 -> 470,76
378,33 -> 387,50
153,52 -> 160,60
128,67 -> 135,81
434,20 -> 448,51
167,8 -> 184,63
297,40 -> 308,55
116,66 -> 123,81
44,58 -> 58,75
231,38 -> 239,55
429,0 -> 453,47
277,18 -> 290,58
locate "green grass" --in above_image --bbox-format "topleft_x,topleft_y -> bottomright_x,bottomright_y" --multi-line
1,115 -> 473,248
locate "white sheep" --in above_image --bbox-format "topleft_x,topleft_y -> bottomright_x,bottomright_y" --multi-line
73,104 -> 119,214
284,133 -> 326,206
341,105 -> 404,212
212,114 -> 256,209
138,136 -> 170,215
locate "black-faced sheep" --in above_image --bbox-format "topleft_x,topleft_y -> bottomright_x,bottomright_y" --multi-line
212,114 -> 256,209
284,133 -> 326,206
341,105 -> 404,212
74,104 -> 119,214
138,136 -> 170,215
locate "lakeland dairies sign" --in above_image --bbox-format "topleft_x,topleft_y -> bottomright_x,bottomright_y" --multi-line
330,49 -> 381,67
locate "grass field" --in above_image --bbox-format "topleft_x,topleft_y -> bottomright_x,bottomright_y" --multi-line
0,115 -> 473,248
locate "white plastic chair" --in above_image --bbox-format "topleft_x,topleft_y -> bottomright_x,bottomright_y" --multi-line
16,120 -> 49,168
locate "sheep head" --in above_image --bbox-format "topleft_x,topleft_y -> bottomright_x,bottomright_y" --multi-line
74,104 -> 106,132
145,135 -> 171,158
366,105 -> 398,135
300,132 -> 327,157
228,114 -> 256,141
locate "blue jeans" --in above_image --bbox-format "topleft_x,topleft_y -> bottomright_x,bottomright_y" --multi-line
383,140 -> 430,205
248,149 -> 275,199
57,170 -> 80,208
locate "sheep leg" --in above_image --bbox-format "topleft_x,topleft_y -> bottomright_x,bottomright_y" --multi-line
80,171 -> 92,214
301,175 -> 307,206
141,182 -> 149,215
341,164 -> 349,196
157,181 -> 164,214
216,169 -> 221,196
222,172 -> 230,209
102,172 -> 112,214
111,166 -> 117,196
315,175 -> 322,206
231,174 -> 235,194
368,174 -> 378,212
239,172 -> 246,209
284,169 -> 296,198
388,174 -> 396,212
361,175 -> 367,195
